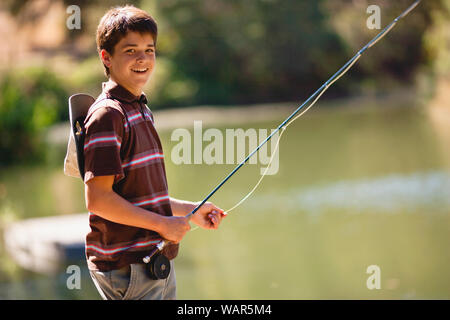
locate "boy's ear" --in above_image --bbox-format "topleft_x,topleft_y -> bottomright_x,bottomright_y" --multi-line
100,49 -> 112,68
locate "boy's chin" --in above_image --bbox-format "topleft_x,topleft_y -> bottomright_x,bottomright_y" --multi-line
131,73 -> 151,83
130,75 -> 151,86
135,79 -> 150,89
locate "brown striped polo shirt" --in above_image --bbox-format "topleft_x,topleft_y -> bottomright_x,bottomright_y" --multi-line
83,79 -> 178,271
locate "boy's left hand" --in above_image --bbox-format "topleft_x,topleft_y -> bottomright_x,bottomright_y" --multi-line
190,202 -> 226,230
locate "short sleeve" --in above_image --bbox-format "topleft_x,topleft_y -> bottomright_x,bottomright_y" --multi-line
83,107 -> 125,184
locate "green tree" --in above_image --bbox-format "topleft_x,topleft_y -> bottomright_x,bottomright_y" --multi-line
0,68 -> 68,165
154,0 -> 347,106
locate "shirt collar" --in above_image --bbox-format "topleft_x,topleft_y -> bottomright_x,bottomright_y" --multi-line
102,79 -> 147,104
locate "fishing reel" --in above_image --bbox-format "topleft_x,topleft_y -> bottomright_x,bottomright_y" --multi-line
145,253 -> 171,280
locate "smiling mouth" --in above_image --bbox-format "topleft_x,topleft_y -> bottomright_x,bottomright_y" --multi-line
131,68 -> 149,73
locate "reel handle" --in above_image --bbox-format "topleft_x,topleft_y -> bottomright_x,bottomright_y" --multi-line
143,240 -> 166,264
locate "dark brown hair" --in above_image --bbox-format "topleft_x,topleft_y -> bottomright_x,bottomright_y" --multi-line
96,5 -> 158,77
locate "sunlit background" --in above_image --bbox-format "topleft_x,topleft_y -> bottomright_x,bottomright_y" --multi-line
0,0 -> 449,299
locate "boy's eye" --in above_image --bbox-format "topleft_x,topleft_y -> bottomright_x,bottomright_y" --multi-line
125,48 -> 154,54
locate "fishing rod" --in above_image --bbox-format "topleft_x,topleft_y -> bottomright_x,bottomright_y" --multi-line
143,0 -> 422,264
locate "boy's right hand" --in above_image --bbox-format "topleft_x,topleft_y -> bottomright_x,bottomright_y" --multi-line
158,216 -> 191,243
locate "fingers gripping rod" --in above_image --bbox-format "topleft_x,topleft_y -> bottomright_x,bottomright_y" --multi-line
143,0 -> 422,264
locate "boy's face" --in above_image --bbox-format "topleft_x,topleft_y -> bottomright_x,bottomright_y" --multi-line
100,31 -> 155,96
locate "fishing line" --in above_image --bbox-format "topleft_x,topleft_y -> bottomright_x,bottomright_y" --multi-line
225,53 -> 362,214
223,0 -> 423,213
187,55 -> 360,233
143,0 -> 422,262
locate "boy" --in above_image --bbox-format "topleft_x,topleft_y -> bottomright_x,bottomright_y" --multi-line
84,5 -> 225,300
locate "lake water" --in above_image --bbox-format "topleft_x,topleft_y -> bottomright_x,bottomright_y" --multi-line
1,99 -> 449,299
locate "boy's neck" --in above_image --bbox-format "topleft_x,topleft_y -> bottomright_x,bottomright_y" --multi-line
109,76 -> 143,98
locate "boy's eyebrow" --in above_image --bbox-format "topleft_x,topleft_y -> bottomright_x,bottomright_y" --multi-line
121,43 -> 155,48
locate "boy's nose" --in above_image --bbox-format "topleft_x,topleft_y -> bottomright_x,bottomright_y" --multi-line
136,52 -> 147,62
136,56 -> 145,63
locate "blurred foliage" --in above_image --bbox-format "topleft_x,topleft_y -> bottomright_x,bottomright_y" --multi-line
153,0 -> 347,106
3,0 -> 138,16
327,0 -> 450,87
0,68 -> 69,166
151,0 -> 450,107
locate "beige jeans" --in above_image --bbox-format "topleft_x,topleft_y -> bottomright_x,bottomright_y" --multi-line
89,261 -> 176,300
